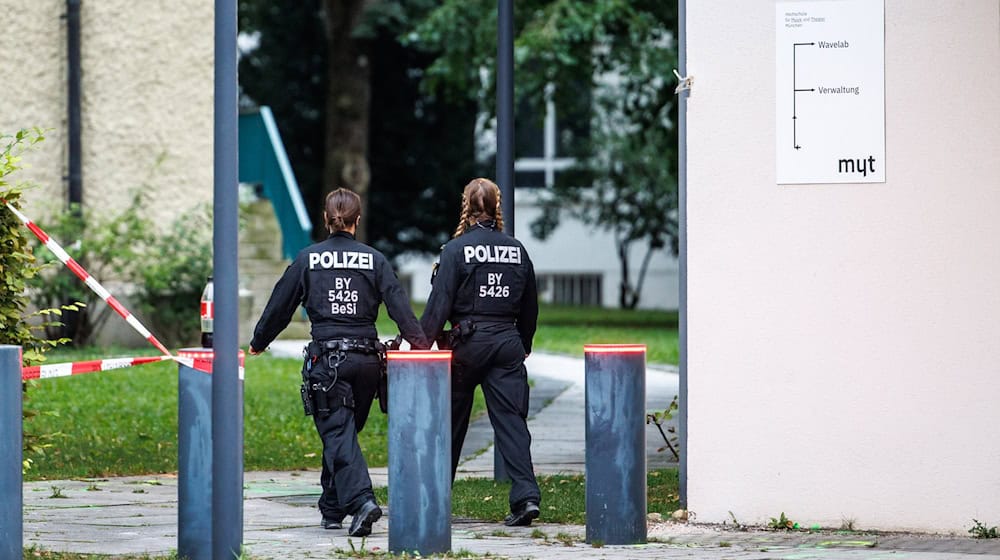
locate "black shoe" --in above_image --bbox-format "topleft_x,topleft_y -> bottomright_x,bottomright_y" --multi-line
504,501 -> 540,527
321,517 -> 343,530
348,500 -> 382,537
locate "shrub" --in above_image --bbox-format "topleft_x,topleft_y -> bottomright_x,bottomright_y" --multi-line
970,519 -> 1000,539
647,395 -> 680,460
0,128 -> 70,472
25,174 -> 212,349
133,205 -> 213,348
27,193 -> 151,345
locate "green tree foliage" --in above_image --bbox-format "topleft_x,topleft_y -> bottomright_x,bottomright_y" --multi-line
238,1 -> 328,234
238,0 -> 477,259
408,0 -> 679,308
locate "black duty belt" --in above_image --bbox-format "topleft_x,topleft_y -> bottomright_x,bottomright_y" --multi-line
454,315 -> 515,325
316,337 -> 383,354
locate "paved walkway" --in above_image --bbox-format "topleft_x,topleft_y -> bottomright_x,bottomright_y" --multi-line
21,349 -> 1000,559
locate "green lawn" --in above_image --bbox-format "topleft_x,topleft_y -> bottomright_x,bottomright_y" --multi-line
374,468 -> 679,525
24,352 -> 485,481
23,304 -> 676,480
534,325 -> 677,365
378,303 -> 679,365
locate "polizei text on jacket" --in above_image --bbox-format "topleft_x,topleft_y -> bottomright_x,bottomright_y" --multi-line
463,245 -> 522,264
308,251 -> 375,270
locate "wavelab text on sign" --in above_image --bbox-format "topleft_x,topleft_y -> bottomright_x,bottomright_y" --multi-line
775,0 -> 885,184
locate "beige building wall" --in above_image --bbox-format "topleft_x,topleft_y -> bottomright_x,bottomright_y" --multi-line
686,0 -> 1000,532
0,0 -> 213,221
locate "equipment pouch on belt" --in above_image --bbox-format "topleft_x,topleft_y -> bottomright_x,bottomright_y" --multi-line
300,346 -> 317,416
436,318 -> 476,350
376,335 -> 401,414
301,340 -> 357,418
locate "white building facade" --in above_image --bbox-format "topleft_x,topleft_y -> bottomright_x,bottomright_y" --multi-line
402,85 -> 679,311
400,190 -> 679,310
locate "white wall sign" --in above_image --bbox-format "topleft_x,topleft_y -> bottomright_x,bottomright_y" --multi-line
775,0 -> 885,184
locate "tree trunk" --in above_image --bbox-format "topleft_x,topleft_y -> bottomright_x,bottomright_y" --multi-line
618,239 -> 640,309
322,0 -> 374,241
617,237 -> 657,311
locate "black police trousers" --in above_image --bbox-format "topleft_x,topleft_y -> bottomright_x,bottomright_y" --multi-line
308,351 -> 381,522
451,323 -> 541,512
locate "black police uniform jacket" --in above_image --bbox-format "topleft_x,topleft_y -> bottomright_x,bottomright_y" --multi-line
421,223 -> 538,353
250,231 -> 428,350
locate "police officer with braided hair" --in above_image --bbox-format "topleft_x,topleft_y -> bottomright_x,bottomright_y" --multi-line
421,178 -> 542,527
249,187 -> 430,537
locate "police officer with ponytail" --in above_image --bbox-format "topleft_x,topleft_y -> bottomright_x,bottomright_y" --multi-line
421,178 -> 542,527
249,188 -> 429,536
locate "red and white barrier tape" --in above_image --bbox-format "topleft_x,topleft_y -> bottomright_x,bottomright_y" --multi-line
21,356 -> 173,381
21,352 -> 245,381
4,202 -> 172,357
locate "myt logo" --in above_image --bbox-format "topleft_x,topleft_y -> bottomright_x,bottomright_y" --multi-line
838,155 -> 877,177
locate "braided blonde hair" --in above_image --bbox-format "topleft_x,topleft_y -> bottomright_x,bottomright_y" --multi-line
452,178 -> 504,238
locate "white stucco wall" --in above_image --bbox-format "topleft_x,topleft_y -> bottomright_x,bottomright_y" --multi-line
0,0 -> 214,223
686,0 -> 1000,532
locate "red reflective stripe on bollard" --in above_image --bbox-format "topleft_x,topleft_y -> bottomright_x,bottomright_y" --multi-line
387,351 -> 452,361
584,344 -> 647,354
178,350 -> 215,360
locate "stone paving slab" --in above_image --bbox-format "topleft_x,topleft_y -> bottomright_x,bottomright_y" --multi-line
26,460 -> 1000,558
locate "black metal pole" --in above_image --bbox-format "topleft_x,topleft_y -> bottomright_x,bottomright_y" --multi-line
677,0 -> 689,509
66,0 -> 82,213
494,0 -> 516,482
212,0 -> 242,558
497,0 -> 515,236
0,346 -> 22,558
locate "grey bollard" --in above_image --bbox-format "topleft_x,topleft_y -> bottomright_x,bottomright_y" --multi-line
584,344 -> 647,545
177,348 -> 244,560
177,349 -> 214,560
387,350 -> 452,555
0,346 -> 22,559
